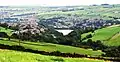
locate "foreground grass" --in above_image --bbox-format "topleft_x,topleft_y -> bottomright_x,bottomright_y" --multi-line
0,49 -> 106,62
0,39 -> 103,56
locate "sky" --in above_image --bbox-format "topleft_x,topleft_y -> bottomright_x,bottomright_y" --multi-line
0,0 -> 120,6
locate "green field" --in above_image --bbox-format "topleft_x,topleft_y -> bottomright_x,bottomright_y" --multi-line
104,32 -> 120,46
0,39 -> 103,56
91,26 -> 120,41
81,25 -> 120,46
0,49 -> 105,62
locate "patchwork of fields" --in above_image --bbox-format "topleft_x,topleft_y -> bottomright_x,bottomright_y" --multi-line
1,4 -> 120,62
0,25 -> 120,62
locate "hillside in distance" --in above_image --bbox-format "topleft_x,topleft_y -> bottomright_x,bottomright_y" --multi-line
37,4 -> 120,29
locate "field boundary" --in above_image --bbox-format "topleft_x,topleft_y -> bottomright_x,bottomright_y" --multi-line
105,32 -> 120,41
0,44 -> 120,61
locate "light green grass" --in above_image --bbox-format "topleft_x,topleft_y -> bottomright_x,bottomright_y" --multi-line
84,25 -> 120,46
104,32 -> 120,46
91,26 -> 120,41
0,39 -> 103,56
81,25 -> 120,46
0,49 -> 105,62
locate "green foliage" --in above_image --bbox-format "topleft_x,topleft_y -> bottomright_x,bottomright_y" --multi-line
82,32 -> 93,40
104,32 -> 120,46
102,46 -> 120,57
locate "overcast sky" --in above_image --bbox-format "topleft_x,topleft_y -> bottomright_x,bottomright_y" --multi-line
0,0 -> 120,6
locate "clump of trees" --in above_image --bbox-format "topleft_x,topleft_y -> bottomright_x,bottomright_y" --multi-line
0,32 -> 9,38
102,46 -> 120,57
0,23 -> 8,29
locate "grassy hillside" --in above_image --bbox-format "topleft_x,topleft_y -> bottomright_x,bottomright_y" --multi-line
0,49 -> 106,62
91,26 -> 120,41
82,25 -> 120,46
104,32 -> 120,46
0,39 -> 103,56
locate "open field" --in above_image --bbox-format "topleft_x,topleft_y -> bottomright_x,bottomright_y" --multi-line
104,32 -> 120,46
81,25 -> 120,46
91,25 -> 120,46
91,26 -> 120,41
0,49 -> 106,62
0,39 -> 103,56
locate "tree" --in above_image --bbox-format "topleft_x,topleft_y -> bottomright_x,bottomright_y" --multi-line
0,23 -> 8,29
0,32 -> 9,38
86,39 -> 93,46
67,29 -> 82,42
102,46 -> 120,57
